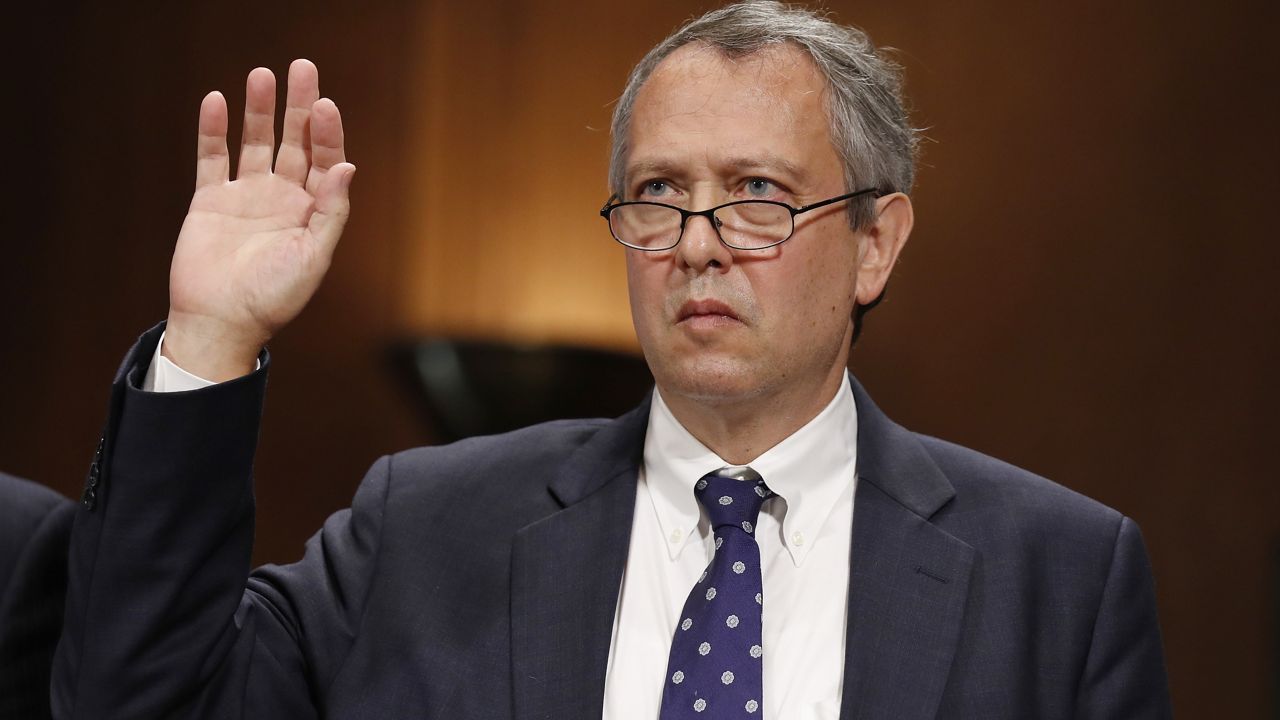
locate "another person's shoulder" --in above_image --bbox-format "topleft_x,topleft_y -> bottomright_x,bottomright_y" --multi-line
0,471 -> 69,519
0,472 -> 74,720
0,472 -> 75,570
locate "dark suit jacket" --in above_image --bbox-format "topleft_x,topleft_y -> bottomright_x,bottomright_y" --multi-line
52,324 -> 1171,718
1,472 -> 75,720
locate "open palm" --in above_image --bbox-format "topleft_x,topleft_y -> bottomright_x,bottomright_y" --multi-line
166,60 -> 355,381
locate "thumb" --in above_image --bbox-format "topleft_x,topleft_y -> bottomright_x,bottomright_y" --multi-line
309,162 -> 356,254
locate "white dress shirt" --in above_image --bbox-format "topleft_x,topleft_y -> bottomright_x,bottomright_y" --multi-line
603,379 -> 858,720
143,333 -> 227,391
146,337 -> 859,718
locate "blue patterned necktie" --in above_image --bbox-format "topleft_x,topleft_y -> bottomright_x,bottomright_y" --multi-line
660,467 -> 774,718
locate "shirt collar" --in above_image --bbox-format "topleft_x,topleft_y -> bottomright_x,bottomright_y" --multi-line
642,374 -> 858,566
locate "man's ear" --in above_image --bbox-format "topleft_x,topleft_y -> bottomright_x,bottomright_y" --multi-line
855,192 -> 913,305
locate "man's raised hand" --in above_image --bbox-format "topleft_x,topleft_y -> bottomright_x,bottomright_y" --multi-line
164,59 -> 355,381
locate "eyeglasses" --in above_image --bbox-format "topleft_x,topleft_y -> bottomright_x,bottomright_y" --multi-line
599,188 -> 881,251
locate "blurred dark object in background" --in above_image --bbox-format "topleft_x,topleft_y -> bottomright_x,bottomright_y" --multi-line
397,339 -> 653,442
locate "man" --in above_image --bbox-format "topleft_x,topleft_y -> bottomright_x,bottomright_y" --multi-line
52,2 -> 1171,718
0,472 -> 74,720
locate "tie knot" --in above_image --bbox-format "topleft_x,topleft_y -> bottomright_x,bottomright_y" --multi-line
694,468 -> 773,534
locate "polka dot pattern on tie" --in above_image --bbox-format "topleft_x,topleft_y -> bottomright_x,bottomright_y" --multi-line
659,468 -> 774,719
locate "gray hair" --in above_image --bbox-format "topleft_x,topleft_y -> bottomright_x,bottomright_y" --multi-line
609,1 -> 919,230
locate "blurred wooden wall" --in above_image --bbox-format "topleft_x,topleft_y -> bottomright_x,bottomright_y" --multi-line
1,1 -> 1276,716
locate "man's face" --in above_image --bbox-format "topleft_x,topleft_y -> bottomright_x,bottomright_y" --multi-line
624,43 -> 863,411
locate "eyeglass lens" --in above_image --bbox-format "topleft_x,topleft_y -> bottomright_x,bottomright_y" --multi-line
609,202 -> 792,250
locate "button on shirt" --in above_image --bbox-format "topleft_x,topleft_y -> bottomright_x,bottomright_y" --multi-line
603,377 -> 858,720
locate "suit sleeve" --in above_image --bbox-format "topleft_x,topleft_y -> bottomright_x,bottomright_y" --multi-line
1073,516 -> 1173,719
52,324 -> 390,719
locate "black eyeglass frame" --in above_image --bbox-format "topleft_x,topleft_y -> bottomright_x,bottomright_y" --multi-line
599,187 -> 882,251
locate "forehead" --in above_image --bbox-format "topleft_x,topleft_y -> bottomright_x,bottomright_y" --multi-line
626,42 -> 840,187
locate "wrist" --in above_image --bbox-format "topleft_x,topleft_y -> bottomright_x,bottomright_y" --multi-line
162,312 -> 265,382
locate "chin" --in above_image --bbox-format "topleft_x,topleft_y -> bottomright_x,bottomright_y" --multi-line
651,353 -> 770,406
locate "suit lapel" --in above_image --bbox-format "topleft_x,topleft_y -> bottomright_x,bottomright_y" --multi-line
839,377 -> 975,719
510,398 -> 650,720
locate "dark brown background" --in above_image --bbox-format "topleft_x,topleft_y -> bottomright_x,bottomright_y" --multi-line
2,1 -> 1276,716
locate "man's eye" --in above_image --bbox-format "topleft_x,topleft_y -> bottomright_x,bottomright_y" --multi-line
745,178 -> 776,197
641,180 -> 669,197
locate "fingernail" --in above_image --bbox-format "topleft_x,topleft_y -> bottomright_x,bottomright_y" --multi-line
342,167 -> 356,190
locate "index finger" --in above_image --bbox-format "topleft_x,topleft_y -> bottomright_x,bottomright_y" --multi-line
195,91 -> 230,189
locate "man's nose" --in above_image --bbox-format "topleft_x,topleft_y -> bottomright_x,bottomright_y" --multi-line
676,212 -> 733,273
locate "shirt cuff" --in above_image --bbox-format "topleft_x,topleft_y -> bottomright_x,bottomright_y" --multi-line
142,330 -> 261,393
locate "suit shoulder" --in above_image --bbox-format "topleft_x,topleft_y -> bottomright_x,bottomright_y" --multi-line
380,418 -> 613,489
913,434 -> 1125,542
339,418 -> 620,540
393,418 -> 610,468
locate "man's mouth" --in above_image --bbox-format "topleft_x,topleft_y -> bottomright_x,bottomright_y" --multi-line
677,299 -> 741,324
